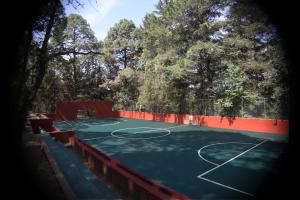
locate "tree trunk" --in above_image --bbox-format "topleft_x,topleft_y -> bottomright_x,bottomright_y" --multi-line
124,47 -> 127,68
27,0 -> 60,104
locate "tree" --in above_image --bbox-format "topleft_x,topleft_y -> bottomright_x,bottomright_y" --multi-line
101,47 -> 119,79
26,0 -> 65,105
32,63 -> 62,113
184,41 -> 225,114
138,63 -> 170,113
114,68 -> 143,110
103,19 -> 142,70
259,43 -> 289,118
4,0 -> 65,152
215,64 -> 256,117
13,0 -> 65,116
138,0 -> 226,114
50,14 -> 102,100
138,50 -> 189,114
3,0 -> 77,199
223,0 -> 289,118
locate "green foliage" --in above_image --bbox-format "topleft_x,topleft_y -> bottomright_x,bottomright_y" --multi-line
102,68 -> 143,110
24,0 -> 66,113
32,0 -> 288,119
103,19 -> 142,71
258,44 -> 289,118
215,64 -> 256,117
97,67 -> 143,106
33,65 -> 62,112
138,51 -> 189,114
52,14 -> 99,53
138,65 -> 171,113
185,41 -> 225,88
51,14 -> 102,100
183,41 -> 225,114
137,0 -> 288,118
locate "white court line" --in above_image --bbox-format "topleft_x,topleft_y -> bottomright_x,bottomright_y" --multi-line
198,142 -> 257,166
111,125 -> 187,139
134,129 -> 166,134
133,125 -> 187,134
197,140 -> 267,196
59,121 -> 76,131
83,127 -> 146,141
94,121 -> 120,126
111,127 -> 171,139
75,117 -> 128,128
84,127 -> 161,141
84,135 -> 113,141
61,120 -> 73,127
198,140 -> 267,178
76,121 -> 120,127
167,124 -> 187,129
83,128 -> 144,140
198,176 -> 255,197
85,125 -> 187,141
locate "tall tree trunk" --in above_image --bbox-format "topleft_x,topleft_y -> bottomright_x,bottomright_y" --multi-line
73,61 -> 78,98
124,47 -> 127,68
27,0 -> 59,104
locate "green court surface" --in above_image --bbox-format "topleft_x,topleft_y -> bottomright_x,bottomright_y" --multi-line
54,118 -> 288,199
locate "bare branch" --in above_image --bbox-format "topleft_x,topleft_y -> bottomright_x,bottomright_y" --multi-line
49,50 -> 102,59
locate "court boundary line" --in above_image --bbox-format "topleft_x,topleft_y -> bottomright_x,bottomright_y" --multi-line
134,129 -> 168,134
111,125 -> 187,140
84,127 -> 168,141
198,176 -> 255,197
84,135 -> 113,141
59,118 -> 127,131
111,127 -> 171,139
61,120 -> 73,127
198,140 -> 267,177
76,121 -> 120,127
84,124 -> 187,141
167,124 -> 188,129
197,142 -> 257,166
197,140 -> 267,197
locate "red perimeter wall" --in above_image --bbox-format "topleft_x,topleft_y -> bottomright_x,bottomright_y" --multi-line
55,101 -> 118,120
34,101 -> 288,134
116,110 -> 288,135
30,101 -> 118,133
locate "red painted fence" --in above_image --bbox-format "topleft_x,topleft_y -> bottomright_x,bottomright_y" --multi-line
116,110 -> 289,134
30,101 -> 288,134
55,101 -> 118,120
30,118 -> 59,134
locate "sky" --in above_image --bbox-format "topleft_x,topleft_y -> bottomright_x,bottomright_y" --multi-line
64,0 -> 158,41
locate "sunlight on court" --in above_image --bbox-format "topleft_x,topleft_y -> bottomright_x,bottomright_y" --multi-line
53,117 -> 288,199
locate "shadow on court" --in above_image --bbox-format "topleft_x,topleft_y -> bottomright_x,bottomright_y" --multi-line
54,118 -> 288,199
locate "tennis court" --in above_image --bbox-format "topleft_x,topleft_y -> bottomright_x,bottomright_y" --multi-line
54,117 -> 287,199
